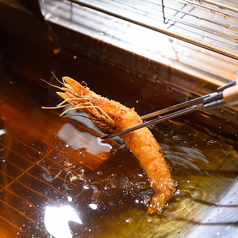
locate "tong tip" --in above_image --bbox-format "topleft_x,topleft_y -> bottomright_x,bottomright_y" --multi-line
101,134 -> 110,139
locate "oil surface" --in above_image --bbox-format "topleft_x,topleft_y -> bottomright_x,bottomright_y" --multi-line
0,63 -> 238,238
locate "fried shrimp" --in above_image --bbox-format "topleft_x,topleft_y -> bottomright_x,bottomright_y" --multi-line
42,76 -> 176,214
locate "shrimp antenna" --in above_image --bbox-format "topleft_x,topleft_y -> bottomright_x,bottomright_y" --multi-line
51,71 -> 64,85
39,77 -> 61,90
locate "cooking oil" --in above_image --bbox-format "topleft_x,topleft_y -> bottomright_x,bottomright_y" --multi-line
0,63 -> 238,238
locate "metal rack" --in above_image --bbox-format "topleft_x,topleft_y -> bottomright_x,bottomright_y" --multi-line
63,0 -> 238,60
161,0 -> 238,59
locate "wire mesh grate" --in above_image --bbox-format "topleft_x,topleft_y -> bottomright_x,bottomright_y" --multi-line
60,0 -> 238,59
161,0 -> 238,57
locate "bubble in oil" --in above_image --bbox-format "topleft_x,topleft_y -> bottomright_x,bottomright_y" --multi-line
96,152 -> 110,160
224,14 -> 230,20
218,126 -> 222,133
79,148 -> 86,153
110,148 -> 117,154
136,182 -> 147,190
53,48 -> 60,54
166,86 -> 172,92
172,134 -> 182,140
125,218 -> 133,223
89,203 -> 98,210
207,139 -> 215,145
65,143 -> 70,148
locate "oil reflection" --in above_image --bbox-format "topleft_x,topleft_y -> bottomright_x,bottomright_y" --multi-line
0,128 -> 7,136
44,205 -> 82,238
57,123 -> 112,153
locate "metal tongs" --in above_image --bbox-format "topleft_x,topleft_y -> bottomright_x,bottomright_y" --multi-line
102,80 -> 238,139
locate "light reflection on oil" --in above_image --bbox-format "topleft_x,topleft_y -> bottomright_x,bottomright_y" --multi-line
44,205 -> 82,238
0,129 -> 7,136
57,123 -> 112,154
